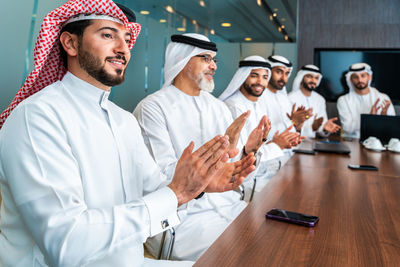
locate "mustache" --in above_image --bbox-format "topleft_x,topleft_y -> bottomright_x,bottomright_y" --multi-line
105,54 -> 127,65
204,71 -> 215,75
251,83 -> 265,88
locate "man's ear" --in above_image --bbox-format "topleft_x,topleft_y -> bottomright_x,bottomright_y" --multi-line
59,32 -> 79,57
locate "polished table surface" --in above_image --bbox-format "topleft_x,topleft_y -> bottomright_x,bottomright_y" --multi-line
195,140 -> 400,267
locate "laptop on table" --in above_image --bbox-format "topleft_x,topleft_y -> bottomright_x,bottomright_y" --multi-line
360,114 -> 400,145
313,142 -> 351,154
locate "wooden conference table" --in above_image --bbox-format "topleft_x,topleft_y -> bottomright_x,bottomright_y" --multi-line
195,139 -> 400,267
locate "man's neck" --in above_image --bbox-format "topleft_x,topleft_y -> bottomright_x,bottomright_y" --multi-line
240,87 -> 258,102
173,76 -> 201,96
68,64 -> 111,91
267,86 -> 278,94
354,86 -> 370,95
300,86 -> 311,97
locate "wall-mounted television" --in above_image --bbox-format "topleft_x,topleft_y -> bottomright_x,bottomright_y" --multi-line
314,49 -> 400,105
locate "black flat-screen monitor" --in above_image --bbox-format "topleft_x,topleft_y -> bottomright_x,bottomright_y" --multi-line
314,49 -> 400,104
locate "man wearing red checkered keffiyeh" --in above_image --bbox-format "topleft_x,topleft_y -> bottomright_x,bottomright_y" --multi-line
0,0 -> 141,129
0,1 -> 247,266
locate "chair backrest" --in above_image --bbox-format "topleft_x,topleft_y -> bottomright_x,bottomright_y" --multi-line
326,101 -> 339,121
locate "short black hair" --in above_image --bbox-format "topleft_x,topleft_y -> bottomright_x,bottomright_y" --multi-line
59,20 -> 93,68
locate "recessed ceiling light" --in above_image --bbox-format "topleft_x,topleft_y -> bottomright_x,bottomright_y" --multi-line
165,5 -> 174,13
221,22 -> 231,27
192,20 -> 197,25
281,25 -> 285,29
140,11 -> 149,15
210,29 -> 215,35
284,35 -> 289,40
160,19 -> 166,23
269,15 -> 273,21
199,0 -> 206,7
278,27 -> 282,32
244,37 -> 252,41
273,13 -> 277,17
177,27 -> 186,32
257,0 -> 262,6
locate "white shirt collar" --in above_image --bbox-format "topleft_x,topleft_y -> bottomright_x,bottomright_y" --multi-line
62,72 -> 111,106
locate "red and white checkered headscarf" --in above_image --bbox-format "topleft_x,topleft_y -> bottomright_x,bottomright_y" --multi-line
0,0 -> 141,129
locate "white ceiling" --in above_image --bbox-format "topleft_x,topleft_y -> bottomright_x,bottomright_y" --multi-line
119,0 -> 297,43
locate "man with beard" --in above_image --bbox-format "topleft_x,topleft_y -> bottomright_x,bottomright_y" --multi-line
220,56 -> 301,197
289,65 -> 341,138
337,63 -> 395,138
258,55 -> 310,166
0,2 -> 252,266
133,34 -> 268,261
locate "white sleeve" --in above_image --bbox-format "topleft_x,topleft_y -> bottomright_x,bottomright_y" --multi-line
380,94 -> 396,116
224,100 -> 242,119
0,104 -> 179,267
387,104 -> 396,115
337,96 -> 358,134
300,121 -> 316,138
317,98 -> 330,137
261,142 -> 284,161
133,100 -> 178,180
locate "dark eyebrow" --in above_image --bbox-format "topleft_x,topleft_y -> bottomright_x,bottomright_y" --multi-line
97,27 -> 131,37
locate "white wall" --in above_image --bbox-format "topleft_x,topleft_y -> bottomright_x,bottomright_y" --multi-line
0,0 -> 66,112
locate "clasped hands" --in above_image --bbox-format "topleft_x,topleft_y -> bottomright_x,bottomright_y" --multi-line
311,115 -> 341,133
286,103 -> 313,131
370,98 -> 391,115
224,111 -> 271,156
169,135 -> 256,206
288,104 -> 341,134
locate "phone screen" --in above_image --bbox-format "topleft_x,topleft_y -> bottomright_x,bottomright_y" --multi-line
266,209 -> 319,226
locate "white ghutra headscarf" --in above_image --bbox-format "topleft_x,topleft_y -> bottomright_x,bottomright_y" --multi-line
162,33 -> 217,88
266,55 -> 293,95
219,55 -> 271,101
345,63 -> 373,92
291,64 -> 322,92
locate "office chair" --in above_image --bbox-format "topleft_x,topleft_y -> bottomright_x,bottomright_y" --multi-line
249,178 -> 256,202
158,227 -> 175,260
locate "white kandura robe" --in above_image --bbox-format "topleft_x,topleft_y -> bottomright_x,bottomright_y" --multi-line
337,87 -> 395,138
259,89 -> 294,139
0,72 -> 193,267
258,88 -> 295,166
288,90 -> 328,138
133,85 -> 247,261
224,90 -> 283,194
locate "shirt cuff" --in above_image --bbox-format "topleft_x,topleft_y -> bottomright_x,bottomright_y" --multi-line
263,142 -> 284,161
142,187 -> 180,237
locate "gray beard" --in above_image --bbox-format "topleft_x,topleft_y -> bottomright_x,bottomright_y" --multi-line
197,75 -> 215,93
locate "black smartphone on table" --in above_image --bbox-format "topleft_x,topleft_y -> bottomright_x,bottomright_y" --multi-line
348,164 -> 378,171
265,208 -> 319,227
